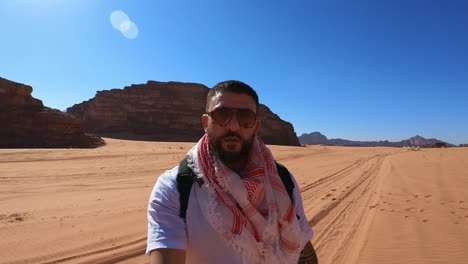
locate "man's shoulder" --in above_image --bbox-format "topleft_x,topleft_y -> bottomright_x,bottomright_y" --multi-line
155,165 -> 180,190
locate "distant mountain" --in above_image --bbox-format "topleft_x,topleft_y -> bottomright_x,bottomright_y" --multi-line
298,132 -> 453,147
298,131 -> 328,145
399,135 -> 449,147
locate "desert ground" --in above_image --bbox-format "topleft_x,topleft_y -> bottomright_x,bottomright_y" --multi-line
1,138 -> 467,264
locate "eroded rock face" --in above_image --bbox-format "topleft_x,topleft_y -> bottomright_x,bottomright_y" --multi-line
256,105 -> 301,146
67,81 -> 300,146
0,77 -> 105,148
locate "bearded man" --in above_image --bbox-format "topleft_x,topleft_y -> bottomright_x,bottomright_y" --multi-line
147,80 -> 317,264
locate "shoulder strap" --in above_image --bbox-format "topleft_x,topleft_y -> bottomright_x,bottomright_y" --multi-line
176,157 -> 295,220
176,156 -> 195,220
276,162 -> 300,219
275,161 -> 295,203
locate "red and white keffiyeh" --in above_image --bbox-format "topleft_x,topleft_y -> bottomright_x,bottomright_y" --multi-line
187,134 -> 311,263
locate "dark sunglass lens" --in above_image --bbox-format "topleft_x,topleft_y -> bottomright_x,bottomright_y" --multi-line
237,110 -> 256,128
211,108 -> 232,125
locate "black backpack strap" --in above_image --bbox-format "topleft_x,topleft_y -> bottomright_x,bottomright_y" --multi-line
275,161 -> 301,220
275,161 -> 295,203
176,156 -> 196,220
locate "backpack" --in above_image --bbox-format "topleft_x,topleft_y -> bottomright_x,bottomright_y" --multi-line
176,156 -> 296,220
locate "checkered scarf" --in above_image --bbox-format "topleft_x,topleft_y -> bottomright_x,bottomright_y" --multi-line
187,134 -> 310,263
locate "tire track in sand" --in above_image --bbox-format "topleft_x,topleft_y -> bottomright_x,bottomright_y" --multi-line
38,237 -> 146,264
302,153 -> 392,264
300,155 -> 382,219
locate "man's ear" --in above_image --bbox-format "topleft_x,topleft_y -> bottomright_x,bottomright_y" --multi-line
202,114 -> 209,132
253,119 -> 261,134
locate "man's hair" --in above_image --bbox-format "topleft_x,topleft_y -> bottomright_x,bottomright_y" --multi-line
206,80 -> 259,112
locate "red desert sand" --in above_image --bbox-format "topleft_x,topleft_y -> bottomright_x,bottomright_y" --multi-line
1,138 -> 468,264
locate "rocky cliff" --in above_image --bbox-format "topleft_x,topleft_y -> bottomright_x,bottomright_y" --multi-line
0,77 -> 105,148
67,81 -> 300,146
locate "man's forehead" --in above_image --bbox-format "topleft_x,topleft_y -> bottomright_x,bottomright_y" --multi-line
208,91 -> 256,111
210,91 -> 224,106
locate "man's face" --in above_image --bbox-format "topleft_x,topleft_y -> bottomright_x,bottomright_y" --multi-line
202,91 -> 260,165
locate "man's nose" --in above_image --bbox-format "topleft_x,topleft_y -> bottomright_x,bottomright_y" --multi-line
225,113 -> 240,131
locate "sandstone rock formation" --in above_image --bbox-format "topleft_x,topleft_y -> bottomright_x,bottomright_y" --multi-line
0,77 -> 105,148
256,105 -> 300,146
298,131 -> 328,145
67,81 -> 300,146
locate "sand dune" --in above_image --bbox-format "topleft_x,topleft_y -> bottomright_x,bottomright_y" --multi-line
1,139 -> 467,263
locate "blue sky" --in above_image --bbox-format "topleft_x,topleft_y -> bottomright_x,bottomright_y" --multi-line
1,0 -> 467,145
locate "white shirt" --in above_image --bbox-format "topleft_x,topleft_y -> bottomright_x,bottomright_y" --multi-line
147,166 -> 314,264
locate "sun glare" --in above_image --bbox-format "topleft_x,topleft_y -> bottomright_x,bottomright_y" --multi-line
110,10 -> 139,39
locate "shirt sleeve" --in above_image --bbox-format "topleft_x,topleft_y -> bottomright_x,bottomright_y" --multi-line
291,174 -> 315,240
146,166 -> 187,254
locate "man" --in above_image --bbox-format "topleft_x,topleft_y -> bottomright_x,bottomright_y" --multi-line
147,80 -> 317,263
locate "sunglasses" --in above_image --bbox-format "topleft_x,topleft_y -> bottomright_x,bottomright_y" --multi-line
207,107 -> 257,128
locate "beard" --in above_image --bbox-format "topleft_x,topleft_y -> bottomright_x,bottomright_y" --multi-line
208,131 -> 255,166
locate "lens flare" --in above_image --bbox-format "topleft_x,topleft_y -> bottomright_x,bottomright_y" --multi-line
110,10 -> 139,39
